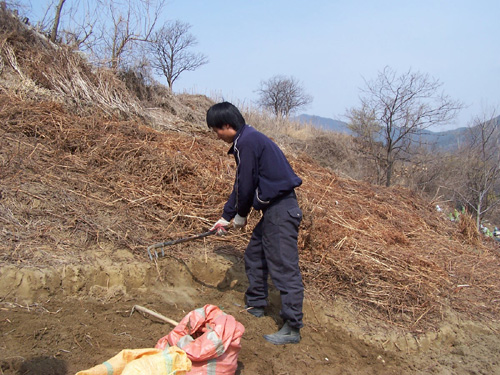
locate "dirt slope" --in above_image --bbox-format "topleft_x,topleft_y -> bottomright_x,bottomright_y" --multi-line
1,247 -> 499,375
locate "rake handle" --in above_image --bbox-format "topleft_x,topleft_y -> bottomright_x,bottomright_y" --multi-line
147,230 -> 216,260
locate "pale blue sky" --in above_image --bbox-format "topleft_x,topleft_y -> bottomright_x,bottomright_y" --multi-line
162,0 -> 499,130
26,0 -> 500,130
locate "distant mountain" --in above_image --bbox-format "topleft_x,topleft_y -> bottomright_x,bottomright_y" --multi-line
296,114 -> 500,152
414,127 -> 469,151
295,114 -> 352,134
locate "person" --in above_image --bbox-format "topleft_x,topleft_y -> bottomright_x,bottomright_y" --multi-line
207,102 -> 304,345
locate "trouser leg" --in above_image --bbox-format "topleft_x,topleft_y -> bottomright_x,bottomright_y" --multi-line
244,219 -> 269,307
262,197 -> 304,329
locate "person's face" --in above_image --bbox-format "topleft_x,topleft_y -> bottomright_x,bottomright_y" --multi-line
212,124 -> 237,143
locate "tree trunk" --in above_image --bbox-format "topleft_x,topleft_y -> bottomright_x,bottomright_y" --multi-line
385,152 -> 394,187
50,0 -> 67,43
386,165 -> 393,187
476,198 -> 481,230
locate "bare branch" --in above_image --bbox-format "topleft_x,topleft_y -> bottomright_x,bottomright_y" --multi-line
86,0 -> 167,70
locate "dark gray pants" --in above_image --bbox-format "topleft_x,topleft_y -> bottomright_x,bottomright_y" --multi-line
244,192 -> 304,329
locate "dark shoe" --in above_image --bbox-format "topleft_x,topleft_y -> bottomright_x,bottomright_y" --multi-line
263,321 -> 301,345
245,305 -> 265,317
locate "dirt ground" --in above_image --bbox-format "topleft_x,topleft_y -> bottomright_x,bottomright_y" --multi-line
1,243 -> 499,375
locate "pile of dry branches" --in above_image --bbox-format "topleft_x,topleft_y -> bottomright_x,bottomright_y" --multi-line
1,93 -> 499,332
0,95 -> 225,256
0,7 -> 143,118
295,166 -> 500,329
1,11 -> 499,332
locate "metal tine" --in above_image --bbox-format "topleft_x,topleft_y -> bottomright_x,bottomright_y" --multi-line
146,229 -> 222,260
147,245 -> 158,260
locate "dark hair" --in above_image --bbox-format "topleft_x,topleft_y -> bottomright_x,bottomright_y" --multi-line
206,102 -> 245,130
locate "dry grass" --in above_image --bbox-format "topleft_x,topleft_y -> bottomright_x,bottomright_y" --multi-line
0,8 -> 144,118
1,9 -> 500,333
1,93 -> 499,333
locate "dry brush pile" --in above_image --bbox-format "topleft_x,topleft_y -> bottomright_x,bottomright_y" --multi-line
1,93 -> 499,332
0,6 -> 143,118
296,168 -> 500,329
1,8 -> 499,332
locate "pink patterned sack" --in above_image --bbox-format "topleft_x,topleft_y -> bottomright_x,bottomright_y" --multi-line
155,304 -> 245,375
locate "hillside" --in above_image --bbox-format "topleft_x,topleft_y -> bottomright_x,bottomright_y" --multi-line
296,114 -> 352,134
1,8 -> 500,375
297,113 -> 500,151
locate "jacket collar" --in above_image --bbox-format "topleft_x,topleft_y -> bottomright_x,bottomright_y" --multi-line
228,124 -> 247,155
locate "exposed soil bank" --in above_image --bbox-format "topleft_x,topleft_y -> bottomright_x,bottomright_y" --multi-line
1,247 -> 499,375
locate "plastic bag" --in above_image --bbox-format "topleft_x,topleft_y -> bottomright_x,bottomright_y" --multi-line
155,305 -> 245,375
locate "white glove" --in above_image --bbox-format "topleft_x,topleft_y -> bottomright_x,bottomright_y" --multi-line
210,218 -> 230,235
233,214 -> 247,229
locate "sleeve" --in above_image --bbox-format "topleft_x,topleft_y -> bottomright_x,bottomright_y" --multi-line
221,140 -> 259,220
222,183 -> 237,221
233,142 -> 259,217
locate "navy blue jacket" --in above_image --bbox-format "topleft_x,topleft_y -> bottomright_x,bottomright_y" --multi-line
222,124 -> 302,221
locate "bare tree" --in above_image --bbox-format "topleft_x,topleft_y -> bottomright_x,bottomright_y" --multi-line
148,20 -> 207,89
34,0 -> 102,50
49,0 -> 66,42
31,0 -> 61,35
349,66 -> 462,186
29,0 -> 97,49
453,111 -> 500,229
347,103 -> 386,184
93,0 -> 165,70
256,75 -> 312,118
1,0 -> 29,21
59,0 -> 100,49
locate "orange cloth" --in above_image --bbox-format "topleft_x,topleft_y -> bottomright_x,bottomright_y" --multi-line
75,346 -> 191,375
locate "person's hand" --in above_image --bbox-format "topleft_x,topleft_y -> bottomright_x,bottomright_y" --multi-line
233,214 -> 247,230
210,218 -> 230,235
